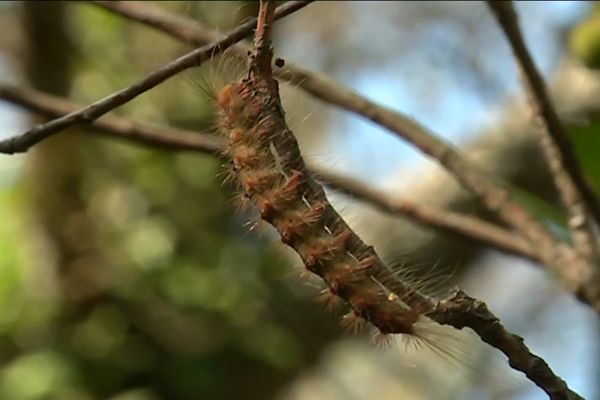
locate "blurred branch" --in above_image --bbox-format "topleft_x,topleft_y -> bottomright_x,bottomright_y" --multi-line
0,0 -> 312,155
322,173 -> 539,262
0,84 -> 224,153
488,1 -> 600,264
429,289 -> 582,400
88,0 -> 600,312
0,82 -> 539,264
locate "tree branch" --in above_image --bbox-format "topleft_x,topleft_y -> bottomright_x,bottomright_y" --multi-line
88,0 -> 600,313
321,172 -> 540,262
428,289 -> 582,400
253,0 -> 275,78
488,1 -> 600,263
0,0 -> 312,155
0,84 -> 224,153
0,82 -> 539,265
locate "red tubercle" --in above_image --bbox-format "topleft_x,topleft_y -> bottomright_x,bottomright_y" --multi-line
239,168 -> 281,197
276,202 -> 326,245
228,128 -> 245,146
302,230 -> 353,272
325,264 -> 370,298
255,195 -> 275,221
216,83 -> 237,112
231,144 -> 261,169
275,170 -> 306,202
330,229 -> 353,250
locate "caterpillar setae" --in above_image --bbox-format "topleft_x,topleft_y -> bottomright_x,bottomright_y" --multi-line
214,60 -> 449,347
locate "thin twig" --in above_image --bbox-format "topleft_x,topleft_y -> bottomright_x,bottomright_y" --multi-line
0,84 -> 224,153
253,0 -> 275,78
488,1 -> 600,264
322,172 -> 539,262
0,83 -> 540,265
0,0 -> 312,155
89,0 -> 600,312
488,1 -> 600,263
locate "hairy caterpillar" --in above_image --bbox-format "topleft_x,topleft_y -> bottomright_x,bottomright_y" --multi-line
214,65 -> 451,347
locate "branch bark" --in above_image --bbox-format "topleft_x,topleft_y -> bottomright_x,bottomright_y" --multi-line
321,172 -> 539,262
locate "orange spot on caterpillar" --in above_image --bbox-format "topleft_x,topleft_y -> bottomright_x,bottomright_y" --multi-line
229,128 -> 245,144
231,144 -> 261,169
303,230 -> 352,272
255,195 -> 275,221
277,170 -> 305,201
277,201 -> 326,245
239,168 -> 281,197
216,83 -> 240,113
325,264 -> 371,298
217,82 -> 263,130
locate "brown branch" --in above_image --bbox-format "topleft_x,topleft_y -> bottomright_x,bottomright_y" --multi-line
254,0 -> 275,78
0,0 -> 312,155
321,172 -> 540,262
488,1 -> 600,263
0,84 -> 224,153
0,82 -> 540,265
88,0 -> 600,312
428,289 -> 582,400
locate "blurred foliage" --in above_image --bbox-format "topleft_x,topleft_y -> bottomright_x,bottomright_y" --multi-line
569,117 -> 600,194
0,2 -> 338,400
570,4 -> 600,69
506,116 -> 600,244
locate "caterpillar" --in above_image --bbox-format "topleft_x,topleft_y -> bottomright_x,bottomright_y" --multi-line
215,66 -> 447,345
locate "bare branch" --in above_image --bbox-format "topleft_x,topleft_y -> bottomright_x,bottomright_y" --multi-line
488,1 -> 600,263
428,289 -> 582,400
254,0 -> 276,78
321,172 -> 540,262
88,0 -> 600,312
0,0 -> 312,155
0,84 -> 224,153
0,82 -> 539,264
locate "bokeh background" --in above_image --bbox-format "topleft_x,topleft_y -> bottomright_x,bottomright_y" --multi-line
1,1 -> 600,399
